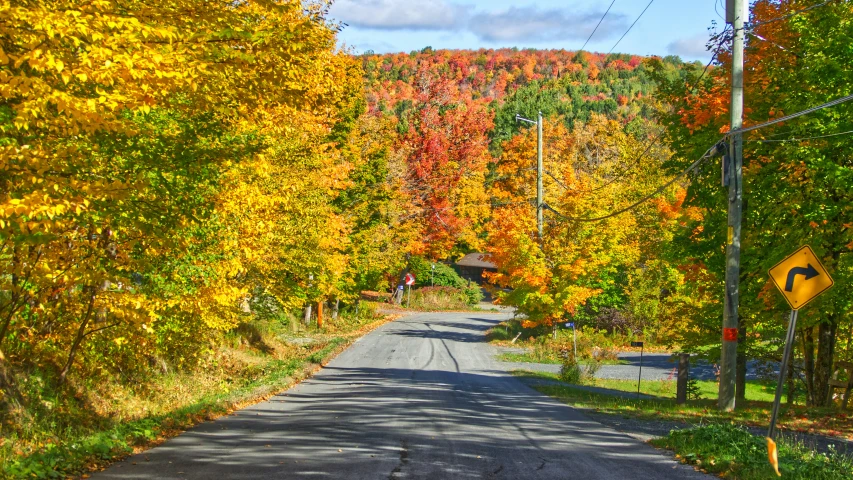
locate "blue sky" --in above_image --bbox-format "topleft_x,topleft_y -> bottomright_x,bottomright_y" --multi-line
328,0 -> 727,61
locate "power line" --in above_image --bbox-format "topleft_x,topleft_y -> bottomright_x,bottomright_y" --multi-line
747,31 -> 801,58
580,0 -> 617,52
748,0 -> 837,29
544,92 -> 853,223
608,0 -> 654,55
732,93 -> 853,135
543,143 -> 720,223
714,0 -> 726,22
752,129 -> 853,143
569,28 -> 730,195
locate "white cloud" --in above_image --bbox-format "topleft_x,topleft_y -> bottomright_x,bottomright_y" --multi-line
468,6 -> 628,42
667,33 -> 713,59
330,0 -> 470,30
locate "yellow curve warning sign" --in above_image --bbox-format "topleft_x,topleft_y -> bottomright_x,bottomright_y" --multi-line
768,245 -> 834,310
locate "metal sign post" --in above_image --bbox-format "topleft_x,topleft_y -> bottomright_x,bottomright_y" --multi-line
632,341 -> 644,398
404,273 -> 416,309
767,309 -> 798,440
565,322 -> 577,360
764,245 -> 834,475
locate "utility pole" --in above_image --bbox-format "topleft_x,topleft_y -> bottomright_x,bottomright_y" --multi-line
720,0 -> 746,411
515,112 -> 544,239
537,111 -> 543,239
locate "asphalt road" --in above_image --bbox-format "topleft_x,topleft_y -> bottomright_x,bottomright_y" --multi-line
94,312 -> 709,479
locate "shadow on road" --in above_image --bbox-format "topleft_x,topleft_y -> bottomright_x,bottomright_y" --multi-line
96,312 -> 707,480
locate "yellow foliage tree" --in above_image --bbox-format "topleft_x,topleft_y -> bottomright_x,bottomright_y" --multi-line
487,115 -> 681,332
0,0 -> 363,382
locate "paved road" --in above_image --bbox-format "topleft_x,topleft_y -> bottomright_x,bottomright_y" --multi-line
95,312 -> 709,479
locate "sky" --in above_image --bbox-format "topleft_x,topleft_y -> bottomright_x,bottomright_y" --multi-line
328,0 -> 728,62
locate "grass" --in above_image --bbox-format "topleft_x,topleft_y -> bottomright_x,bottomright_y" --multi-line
2,357 -> 309,479
652,423 -> 853,479
0,309 -> 396,479
405,286 -> 482,311
512,370 -> 853,440
592,376 -> 777,402
485,320 -> 668,365
496,352 -> 627,365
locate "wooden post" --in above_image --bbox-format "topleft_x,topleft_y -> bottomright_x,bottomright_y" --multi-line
720,0 -> 746,413
677,353 -> 690,404
317,301 -> 323,329
303,304 -> 312,326
637,342 -> 644,398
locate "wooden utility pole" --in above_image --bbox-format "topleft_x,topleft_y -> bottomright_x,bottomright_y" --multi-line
515,113 -> 544,240
537,111 -> 543,240
720,0 -> 746,411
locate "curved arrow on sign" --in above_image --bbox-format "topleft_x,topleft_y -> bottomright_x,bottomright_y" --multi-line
785,264 -> 819,292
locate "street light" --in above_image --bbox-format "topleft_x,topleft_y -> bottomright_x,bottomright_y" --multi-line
515,112 -> 543,239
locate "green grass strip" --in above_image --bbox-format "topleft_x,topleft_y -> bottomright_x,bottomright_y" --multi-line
2,339 -> 346,479
651,423 -> 853,479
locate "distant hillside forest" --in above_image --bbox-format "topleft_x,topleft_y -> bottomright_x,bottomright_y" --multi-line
360,48 -> 700,149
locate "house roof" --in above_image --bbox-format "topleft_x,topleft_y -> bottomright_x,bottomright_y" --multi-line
456,253 -> 497,269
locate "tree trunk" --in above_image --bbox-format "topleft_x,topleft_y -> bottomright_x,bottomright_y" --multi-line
786,354 -> 796,406
59,291 -> 96,384
0,301 -> 17,352
814,318 -> 838,407
0,350 -> 24,414
802,326 -> 816,406
331,298 -> 339,320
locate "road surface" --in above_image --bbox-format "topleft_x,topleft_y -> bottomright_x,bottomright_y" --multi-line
95,312 -> 709,479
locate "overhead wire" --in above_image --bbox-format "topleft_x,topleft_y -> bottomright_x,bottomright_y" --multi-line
567,26 -> 731,195
607,0 -> 655,54
747,0 -> 837,29
732,93 -> 853,135
751,129 -> 853,143
552,91 -> 853,222
580,0 -> 617,52
552,92 -> 853,223
539,2 -> 848,224
746,31 -> 802,58
714,0 -> 727,22
544,143 -> 720,222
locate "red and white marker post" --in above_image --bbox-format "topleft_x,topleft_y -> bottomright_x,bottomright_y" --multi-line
404,273 -> 415,308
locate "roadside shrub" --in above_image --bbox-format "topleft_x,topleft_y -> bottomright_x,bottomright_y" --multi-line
408,256 -> 468,289
408,286 -> 473,310
559,354 -> 600,385
686,378 -> 703,400
559,356 -> 583,384
463,285 -> 484,305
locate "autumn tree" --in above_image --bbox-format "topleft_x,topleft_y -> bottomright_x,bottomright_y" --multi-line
0,0 -> 365,387
488,115 -> 679,333
651,0 -> 853,406
401,66 -> 494,259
